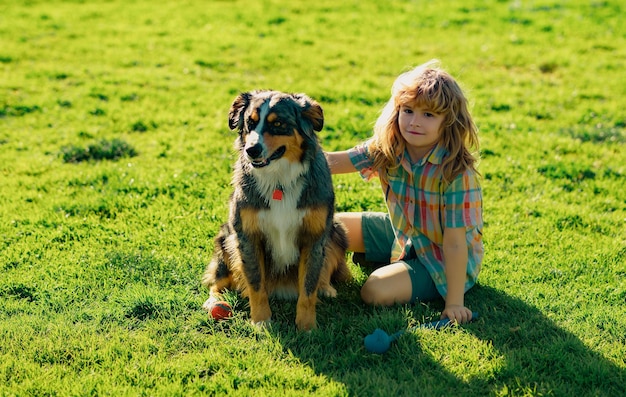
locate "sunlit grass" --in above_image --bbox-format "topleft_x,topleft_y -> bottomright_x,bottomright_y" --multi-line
1,0 -> 625,395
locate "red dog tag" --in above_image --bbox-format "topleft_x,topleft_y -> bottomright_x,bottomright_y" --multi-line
272,189 -> 283,201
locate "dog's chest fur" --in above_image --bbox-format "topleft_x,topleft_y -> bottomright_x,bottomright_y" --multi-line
252,159 -> 308,272
257,183 -> 305,272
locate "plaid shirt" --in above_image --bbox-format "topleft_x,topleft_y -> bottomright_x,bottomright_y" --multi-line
348,140 -> 483,297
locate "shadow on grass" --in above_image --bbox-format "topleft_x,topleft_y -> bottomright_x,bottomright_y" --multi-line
270,284 -> 626,396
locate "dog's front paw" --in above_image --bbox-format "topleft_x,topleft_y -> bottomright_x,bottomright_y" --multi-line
249,304 -> 272,327
296,294 -> 318,331
295,314 -> 317,331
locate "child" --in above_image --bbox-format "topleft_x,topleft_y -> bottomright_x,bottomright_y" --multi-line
326,60 -> 483,324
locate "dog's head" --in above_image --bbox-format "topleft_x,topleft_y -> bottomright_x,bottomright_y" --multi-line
228,90 -> 324,169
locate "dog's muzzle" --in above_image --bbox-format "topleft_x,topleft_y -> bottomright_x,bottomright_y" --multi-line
247,145 -> 286,168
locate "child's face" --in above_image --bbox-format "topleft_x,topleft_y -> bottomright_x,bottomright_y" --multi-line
398,103 -> 445,161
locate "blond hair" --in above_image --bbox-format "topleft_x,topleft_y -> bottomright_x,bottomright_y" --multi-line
369,60 -> 479,183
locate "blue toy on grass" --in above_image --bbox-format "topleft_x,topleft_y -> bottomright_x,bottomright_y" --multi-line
364,312 -> 479,354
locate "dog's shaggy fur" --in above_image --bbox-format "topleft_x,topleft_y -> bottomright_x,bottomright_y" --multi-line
202,90 -> 350,330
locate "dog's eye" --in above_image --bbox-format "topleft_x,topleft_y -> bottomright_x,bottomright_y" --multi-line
273,121 -> 282,128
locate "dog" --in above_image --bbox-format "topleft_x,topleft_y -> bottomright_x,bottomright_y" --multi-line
202,90 -> 350,331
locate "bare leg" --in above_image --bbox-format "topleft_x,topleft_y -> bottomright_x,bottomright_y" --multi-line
337,212 -> 413,306
360,262 -> 413,306
335,212 -> 365,253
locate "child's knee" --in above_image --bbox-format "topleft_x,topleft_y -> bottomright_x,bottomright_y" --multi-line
360,278 -> 393,306
360,265 -> 414,306
360,280 -> 376,305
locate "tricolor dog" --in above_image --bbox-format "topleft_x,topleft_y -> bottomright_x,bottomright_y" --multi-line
202,90 -> 350,331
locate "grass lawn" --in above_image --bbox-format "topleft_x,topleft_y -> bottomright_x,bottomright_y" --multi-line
1,0 -> 625,395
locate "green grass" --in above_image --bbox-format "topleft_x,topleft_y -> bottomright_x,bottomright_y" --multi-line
1,0 -> 625,395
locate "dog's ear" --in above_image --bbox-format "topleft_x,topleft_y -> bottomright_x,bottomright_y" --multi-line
228,92 -> 252,131
292,93 -> 324,132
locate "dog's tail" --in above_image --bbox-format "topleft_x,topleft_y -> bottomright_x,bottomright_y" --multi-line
328,219 -> 351,283
201,223 -> 235,294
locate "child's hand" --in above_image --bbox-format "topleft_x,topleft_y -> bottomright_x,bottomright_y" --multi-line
441,304 -> 473,324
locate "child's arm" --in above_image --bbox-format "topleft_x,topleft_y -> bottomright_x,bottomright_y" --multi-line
441,226 -> 474,324
325,151 -> 357,174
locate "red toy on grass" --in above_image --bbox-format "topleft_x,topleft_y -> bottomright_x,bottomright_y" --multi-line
203,297 -> 233,321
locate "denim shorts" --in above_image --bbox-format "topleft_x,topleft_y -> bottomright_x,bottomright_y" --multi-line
361,212 -> 441,302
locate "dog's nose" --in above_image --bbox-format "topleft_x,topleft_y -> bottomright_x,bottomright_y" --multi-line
246,143 -> 264,159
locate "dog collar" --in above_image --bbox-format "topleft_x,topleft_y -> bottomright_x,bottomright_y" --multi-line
272,188 -> 283,201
